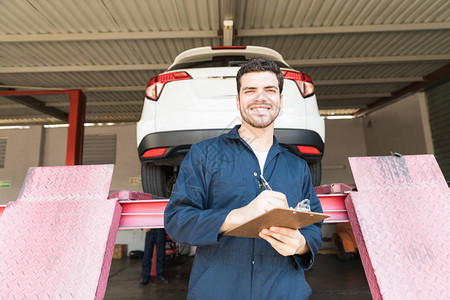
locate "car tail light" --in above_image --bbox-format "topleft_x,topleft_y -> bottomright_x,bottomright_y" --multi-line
282,70 -> 315,98
145,71 -> 192,101
297,145 -> 321,155
142,148 -> 167,158
211,46 -> 247,50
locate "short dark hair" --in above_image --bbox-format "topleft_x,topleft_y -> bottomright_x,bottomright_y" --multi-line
236,57 -> 284,94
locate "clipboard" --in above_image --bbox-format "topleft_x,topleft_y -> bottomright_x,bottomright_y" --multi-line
224,208 -> 329,238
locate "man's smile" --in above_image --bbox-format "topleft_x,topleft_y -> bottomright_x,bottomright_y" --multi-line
249,105 -> 271,112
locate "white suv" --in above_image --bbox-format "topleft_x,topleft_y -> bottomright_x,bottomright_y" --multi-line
137,46 -> 325,197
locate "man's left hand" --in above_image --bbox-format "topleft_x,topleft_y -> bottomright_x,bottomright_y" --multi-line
259,227 -> 309,256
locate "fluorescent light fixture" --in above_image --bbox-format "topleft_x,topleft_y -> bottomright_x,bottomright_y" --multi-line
223,20 -> 234,27
44,124 -> 69,128
44,122 -> 117,128
324,115 -> 354,119
0,125 -> 30,130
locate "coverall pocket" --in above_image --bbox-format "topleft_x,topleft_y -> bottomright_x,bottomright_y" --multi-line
211,177 -> 248,209
271,179 -> 302,208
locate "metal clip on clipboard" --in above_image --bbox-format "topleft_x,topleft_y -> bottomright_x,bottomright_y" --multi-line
260,175 -> 311,212
292,199 -> 311,212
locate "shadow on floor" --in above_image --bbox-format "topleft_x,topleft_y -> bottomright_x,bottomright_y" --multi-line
104,254 -> 372,299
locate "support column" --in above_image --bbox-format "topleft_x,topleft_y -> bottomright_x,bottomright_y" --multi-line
66,90 -> 86,166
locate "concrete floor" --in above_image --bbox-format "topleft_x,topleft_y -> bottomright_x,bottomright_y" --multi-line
104,254 -> 372,299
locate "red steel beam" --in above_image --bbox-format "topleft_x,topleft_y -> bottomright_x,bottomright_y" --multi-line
0,89 -> 87,165
66,90 -> 86,165
0,90 -> 70,122
0,194 -> 348,228
118,200 -> 169,229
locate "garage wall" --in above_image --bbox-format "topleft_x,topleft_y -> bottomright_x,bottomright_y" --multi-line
41,126 -> 66,166
42,124 -> 143,192
0,126 -> 43,204
1,123 -> 145,251
0,124 -> 142,201
320,92 -> 434,187
321,118 -> 367,185
362,93 -> 432,157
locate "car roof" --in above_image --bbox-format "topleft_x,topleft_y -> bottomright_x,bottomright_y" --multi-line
169,46 -> 290,69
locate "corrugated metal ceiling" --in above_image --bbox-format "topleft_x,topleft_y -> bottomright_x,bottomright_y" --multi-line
0,0 -> 449,125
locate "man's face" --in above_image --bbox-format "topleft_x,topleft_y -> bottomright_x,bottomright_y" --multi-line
236,71 -> 283,129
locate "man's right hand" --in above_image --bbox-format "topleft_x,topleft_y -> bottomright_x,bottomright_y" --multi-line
219,190 -> 288,233
241,190 -> 288,220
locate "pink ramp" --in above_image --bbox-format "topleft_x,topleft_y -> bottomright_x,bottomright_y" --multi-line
0,165 -> 121,300
346,155 -> 450,300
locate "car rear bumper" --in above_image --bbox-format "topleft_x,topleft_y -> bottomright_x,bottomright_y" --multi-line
138,128 -> 324,165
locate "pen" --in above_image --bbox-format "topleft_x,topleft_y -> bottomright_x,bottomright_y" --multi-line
259,174 -> 272,191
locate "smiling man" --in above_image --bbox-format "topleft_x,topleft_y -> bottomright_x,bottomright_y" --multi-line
237,69 -> 283,129
164,58 -> 323,300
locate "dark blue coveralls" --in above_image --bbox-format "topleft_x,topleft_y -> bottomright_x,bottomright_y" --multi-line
164,126 -> 323,300
141,228 -> 166,281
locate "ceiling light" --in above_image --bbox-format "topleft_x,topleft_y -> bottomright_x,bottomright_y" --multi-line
223,20 -> 233,28
0,126 -> 30,130
44,124 -> 69,128
324,115 -> 354,120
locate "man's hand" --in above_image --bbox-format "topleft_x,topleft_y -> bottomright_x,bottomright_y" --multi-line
242,190 -> 288,220
259,226 -> 310,256
219,191 -> 288,233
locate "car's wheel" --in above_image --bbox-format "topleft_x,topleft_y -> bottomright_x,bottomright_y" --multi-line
334,235 -> 354,261
307,160 -> 322,187
141,163 -> 177,197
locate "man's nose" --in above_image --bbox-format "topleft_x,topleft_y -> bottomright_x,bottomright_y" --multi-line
255,91 -> 269,101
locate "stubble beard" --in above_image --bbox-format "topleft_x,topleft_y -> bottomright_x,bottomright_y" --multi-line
240,102 -> 281,129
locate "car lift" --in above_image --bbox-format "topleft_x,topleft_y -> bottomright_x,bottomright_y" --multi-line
314,182 -> 358,260
0,154 -> 449,299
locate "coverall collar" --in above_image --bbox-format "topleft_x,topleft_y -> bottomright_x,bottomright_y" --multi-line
226,125 -> 286,155
226,125 -> 288,179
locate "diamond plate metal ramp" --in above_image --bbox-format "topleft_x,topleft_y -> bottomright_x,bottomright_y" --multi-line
346,155 -> 450,300
0,165 -> 121,300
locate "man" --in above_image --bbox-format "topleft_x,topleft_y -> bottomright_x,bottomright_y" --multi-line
139,228 -> 169,286
164,58 -> 323,299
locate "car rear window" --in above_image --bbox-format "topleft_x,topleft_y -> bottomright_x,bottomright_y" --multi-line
168,55 -> 290,71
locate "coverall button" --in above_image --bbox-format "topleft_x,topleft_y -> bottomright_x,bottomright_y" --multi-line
253,172 -> 257,176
